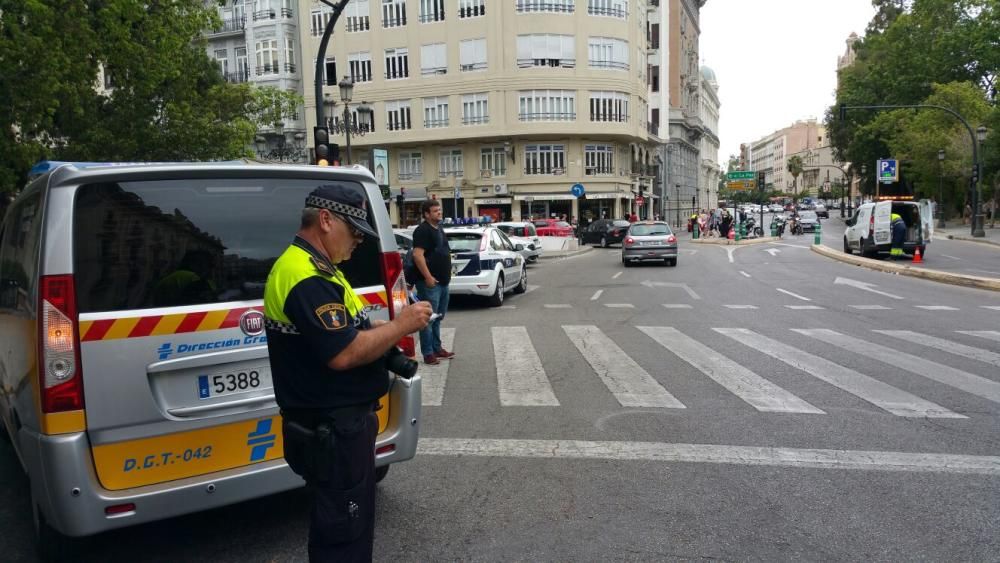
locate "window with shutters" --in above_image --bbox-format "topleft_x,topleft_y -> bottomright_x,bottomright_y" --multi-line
462,93 -> 489,125
344,0 -> 370,31
588,0 -> 627,18
588,37 -> 629,71
255,40 -> 279,75
423,96 -> 449,128
348,51 -> 372,82
311,8 -> 332,35
480,147 -> 506,177
439,148 -> 464,177
459,38 -> 486,72
516,0 -> 573,13
585,144 -> 615,175
518,90 -> 575,122
420,43 -> 447,76
382,0 -> 406,27
399,152 -> 423,180
386,100 -> 412,131
516,34 -> 575,68
589,91 -> 629,123
420,0 -> 445,22
385,47 -> 409,79
524,144 -> 566,175
458,0 -> 485,18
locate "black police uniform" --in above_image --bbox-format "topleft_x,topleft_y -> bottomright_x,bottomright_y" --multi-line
264,185 -> 384,562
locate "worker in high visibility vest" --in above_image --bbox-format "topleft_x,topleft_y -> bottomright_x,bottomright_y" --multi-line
890,212 -> 906,259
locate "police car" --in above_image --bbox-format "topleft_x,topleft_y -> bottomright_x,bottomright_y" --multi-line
444,226 -> 528,306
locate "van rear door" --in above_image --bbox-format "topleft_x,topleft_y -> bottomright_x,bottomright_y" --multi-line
918,199 -> 934,242
72,174 -> 389,491
873,201 -> 892,246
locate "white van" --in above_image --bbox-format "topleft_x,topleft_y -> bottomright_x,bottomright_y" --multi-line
0,161 -> 421,560
843,199 -> 934,257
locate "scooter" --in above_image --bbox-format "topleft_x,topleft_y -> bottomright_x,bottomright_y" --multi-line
743,216 -> 764,238
788,216 -> 804,236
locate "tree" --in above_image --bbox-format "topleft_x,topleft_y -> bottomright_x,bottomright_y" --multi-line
0,0 -> 275,198
787,155 -> 804,200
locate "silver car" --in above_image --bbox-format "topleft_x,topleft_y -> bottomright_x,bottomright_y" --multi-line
621,221 -> 678,266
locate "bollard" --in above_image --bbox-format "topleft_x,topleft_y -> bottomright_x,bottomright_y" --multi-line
770,222 -> 777,237
692,225 -> 700,240
735,222 -> 743,242
814,221 -> 822,245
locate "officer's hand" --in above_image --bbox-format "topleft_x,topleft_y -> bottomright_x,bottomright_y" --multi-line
398,301 -> 433,332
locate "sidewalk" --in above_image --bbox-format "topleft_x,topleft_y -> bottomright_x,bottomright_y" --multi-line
937,223 -> 1000,247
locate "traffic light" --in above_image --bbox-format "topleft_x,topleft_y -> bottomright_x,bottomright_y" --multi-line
971,163 -> 980,184
313,126 -> 338,166
739,144 -> 747,170
757,171 -> 766,190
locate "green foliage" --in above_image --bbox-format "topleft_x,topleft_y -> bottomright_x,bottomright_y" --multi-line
787,155 -> 804,198
0,0 -> 272,197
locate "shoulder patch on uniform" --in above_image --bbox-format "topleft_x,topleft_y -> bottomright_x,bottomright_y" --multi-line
315,303 -> 349,330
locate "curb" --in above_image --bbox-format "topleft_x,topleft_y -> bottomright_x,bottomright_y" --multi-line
942,233 -> 1000,248
689,236 -> 782,246
810,244 -> 1000,292
537,246 -> 594,260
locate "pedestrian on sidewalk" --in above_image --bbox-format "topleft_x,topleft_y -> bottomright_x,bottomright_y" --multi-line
412,199 -> 456,365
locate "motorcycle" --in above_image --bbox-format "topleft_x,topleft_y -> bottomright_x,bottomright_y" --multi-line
742,216 -> 764,238
788,216 -> 804,236
770,215 -> 786,237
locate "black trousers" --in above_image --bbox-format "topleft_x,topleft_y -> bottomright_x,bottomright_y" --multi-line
283,410 -> 378,562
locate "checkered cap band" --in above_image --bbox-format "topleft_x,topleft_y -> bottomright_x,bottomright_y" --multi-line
265,318 -> 300,335
305,195 -> 367,221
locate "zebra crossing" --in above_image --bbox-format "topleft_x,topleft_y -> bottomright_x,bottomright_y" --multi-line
420,327 -> 1000,420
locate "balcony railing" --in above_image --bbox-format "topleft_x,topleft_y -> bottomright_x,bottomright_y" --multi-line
255,64 -> 280,76
589,60 -> 629,71
458,4 -> 485,17
383,15 -> 407,27
518,112 -> 575,122
253,9 -> 275,21
587,6 -> 627,17
647,121 -> 659,136
420,67 -> 447,76
280,7 -> 293,18
424,118 -> 449,128
516,58 -> 575,69
418,12 -> 446,23
460,61 -> 487,72
284,63 -> 296,73
210,17 -> 245,35
462,115 -> 489,125
224,70 -> 250,83
516,1 -> 574,13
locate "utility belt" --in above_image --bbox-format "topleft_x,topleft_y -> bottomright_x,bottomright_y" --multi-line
280,403 -> 377,483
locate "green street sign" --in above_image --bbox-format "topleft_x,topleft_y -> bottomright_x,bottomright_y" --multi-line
727,171 -> 755,181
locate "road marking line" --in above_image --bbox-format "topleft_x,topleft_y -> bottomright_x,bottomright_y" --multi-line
662,304 -> 693,309
983,306 -> 1000,311
776,288 -> 811,301
956,330 -> 1000,343
491,327 -> 559,406
604,303 -> 635,308
612,272 -> 623,279
639,327 -> 824,414
544,304 -> 572,309
525,285 -> 540,294
796,329 -> 1000,405
940,254 -> 962,260
769,242 -> 810,248
874,330 -> 1000,368
499,305 -> 517,310
850,305 -> 892,310
740,271 -> 752,278
421,328 -> 456,406
726,247 -> 737,263
785,305 -> 824,310
417,438 -> 1000,475
590,290 -> 603,301
563,325 -> 685,408
915,305 -> 959,311
714,328 -> 964,418
724,305 -> 758,309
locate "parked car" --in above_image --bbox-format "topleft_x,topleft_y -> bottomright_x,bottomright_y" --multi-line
797,210 -> 820,232
621,221 -> 678,266
580,219 -> 632,247
445,226 -> 528,306
814,203 -> 829,218
531,218 -> 575,237
0,161 -> 421,558
769,204 -> 784,213
843,200 -> 934,257
494,221 -> 543,262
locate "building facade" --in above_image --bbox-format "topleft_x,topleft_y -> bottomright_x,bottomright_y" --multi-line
748,119 -> 826,197
296,0 -> 657,226
204,0 -> 309,162
698,65 -> 720,209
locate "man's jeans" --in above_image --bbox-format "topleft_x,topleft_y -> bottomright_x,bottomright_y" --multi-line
415,281 -> 449,357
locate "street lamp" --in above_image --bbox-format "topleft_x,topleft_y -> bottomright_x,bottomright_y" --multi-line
861,164 -> 867,202
937,149 -> 946,228
327,76 -> 373,164
972,125 -> 987,237
255,121 -> 307,161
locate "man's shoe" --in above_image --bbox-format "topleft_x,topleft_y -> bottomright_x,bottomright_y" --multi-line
423,354 -> 440,365
435,348 -> 456,359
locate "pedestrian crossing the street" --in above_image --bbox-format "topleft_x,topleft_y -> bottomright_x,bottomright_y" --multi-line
420,326 -> 1000,421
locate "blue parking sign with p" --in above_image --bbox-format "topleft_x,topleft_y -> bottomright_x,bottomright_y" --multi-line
878,159 -> 898,183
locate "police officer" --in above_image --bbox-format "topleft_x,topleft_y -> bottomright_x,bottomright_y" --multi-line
264,185 -> 431,562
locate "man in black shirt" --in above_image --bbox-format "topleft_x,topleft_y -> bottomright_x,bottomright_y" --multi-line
412,199 -> 455,365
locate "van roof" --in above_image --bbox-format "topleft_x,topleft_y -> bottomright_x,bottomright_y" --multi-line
27,160 -> 377,186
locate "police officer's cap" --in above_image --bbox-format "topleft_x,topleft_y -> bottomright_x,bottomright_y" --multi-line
305,184 -> 378,238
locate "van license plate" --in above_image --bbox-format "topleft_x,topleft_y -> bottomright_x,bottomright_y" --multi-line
197,367 -> 273,400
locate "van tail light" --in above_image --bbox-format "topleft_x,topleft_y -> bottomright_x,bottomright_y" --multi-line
479,235 -> 488,252
868,213 -> 875,237
666,235 -> 677,244
624,237 -> 634,246
38,275 -> 84,413
379,252 -> 417,358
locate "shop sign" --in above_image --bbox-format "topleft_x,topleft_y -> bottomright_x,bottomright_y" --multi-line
586,193 -> 621,200
475,198 -> 512,205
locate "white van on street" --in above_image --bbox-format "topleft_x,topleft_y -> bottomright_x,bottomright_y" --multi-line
843,199 -> 934,257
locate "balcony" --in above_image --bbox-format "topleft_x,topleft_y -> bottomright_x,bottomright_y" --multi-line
418,12 -> 446,23
280,7 -> 293,18
462,115 -> 489,125
516,1 -> 573,13
252,9 -> 275,21
458,4 -> 485,17
209,17 -> 245,36
516,58 -> 575,69
224,70 -> 250,84
424,118 -> 449,128
589,60 -> 629,71
647,121 -> 659,136
255,64 -> 280,76
284,63 -> 296,74
519,112 -> 575,122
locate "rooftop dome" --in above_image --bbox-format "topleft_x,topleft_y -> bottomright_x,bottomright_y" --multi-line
700,65 -> 717,83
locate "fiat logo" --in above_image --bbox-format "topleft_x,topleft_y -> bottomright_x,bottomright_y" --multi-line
240,310 -> 265,336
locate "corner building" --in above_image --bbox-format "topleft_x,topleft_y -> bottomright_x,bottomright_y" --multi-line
299,0 -> 656,225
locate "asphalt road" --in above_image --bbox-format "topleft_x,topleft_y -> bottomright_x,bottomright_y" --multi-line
2,235 -> 998,561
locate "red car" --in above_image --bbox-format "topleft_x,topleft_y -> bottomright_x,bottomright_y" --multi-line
532,219 -> 575,237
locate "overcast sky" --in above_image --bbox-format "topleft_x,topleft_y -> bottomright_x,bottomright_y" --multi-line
700,0 -> 878,161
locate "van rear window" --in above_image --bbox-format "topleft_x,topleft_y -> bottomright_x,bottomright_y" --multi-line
73,178 -> 381,313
